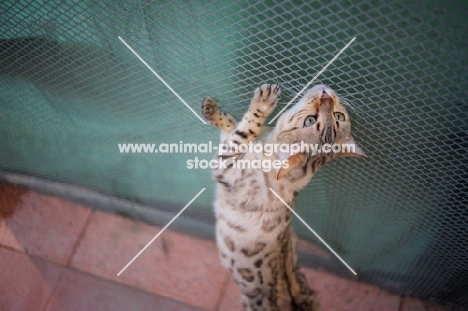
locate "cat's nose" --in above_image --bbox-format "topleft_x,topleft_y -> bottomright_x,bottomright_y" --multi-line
319,96 -> 333,114
321,91 -> 330,99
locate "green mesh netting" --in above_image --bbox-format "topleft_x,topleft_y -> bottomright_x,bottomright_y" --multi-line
1,1 -> 467,309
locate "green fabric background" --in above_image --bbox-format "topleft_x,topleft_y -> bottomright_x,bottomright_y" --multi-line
1,0 -> 467,305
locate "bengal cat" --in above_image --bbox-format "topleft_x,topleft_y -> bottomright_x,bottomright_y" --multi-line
202,84 -> 365,311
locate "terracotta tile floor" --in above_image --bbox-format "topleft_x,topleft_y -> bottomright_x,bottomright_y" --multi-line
0,182 -> 454,311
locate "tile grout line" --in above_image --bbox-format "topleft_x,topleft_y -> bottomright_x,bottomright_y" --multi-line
41,268 -> 66,311
2,241 -> 208,311
58,205 -> 210,311
0,219 -> 446,311
40,209 -> 96,311
117,188 -> 206,276
398,294 -> 404,311
0,243 -> 19,253
213,271 -> 232,311
0,243 -> 58,261
60,264 -> 208,311
1,244 -> 206,311
65,209 -> 95,268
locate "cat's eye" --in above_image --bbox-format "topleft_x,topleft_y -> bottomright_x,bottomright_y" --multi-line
334,112 -> 345,121
304,116 -> 316,127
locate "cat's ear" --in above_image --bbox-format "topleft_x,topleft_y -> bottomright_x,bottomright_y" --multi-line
276,153 -> 306,180
337,135 -> 366,158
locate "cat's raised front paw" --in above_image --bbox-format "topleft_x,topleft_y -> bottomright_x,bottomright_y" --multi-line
251,84 -> 281,115
202,96 -> 218,121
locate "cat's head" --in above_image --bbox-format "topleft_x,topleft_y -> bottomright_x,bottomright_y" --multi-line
273,85 -> 365,179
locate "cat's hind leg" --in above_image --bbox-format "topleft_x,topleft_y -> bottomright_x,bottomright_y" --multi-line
202,96 -> 237,141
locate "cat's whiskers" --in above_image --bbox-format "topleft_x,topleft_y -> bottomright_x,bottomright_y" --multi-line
339,95 -> 362,114
287,73 -> 307,95
276,79 -> 303,100
286,83 -> 303,95
266,69 -> 296,94
267,63 -> 282,91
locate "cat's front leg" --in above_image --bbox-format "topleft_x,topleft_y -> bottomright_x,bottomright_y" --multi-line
226,84 -> 281,145
202,96 -> 238,141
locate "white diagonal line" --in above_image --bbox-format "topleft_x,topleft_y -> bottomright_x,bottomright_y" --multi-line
117,188 -> 206,276
269,188 -> 357,275
118,36 -> 207,124
268,37 -> 356,124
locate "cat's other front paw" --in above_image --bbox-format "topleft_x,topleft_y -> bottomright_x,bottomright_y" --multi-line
251,84 -> 281,115
202,96 -> 218,121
